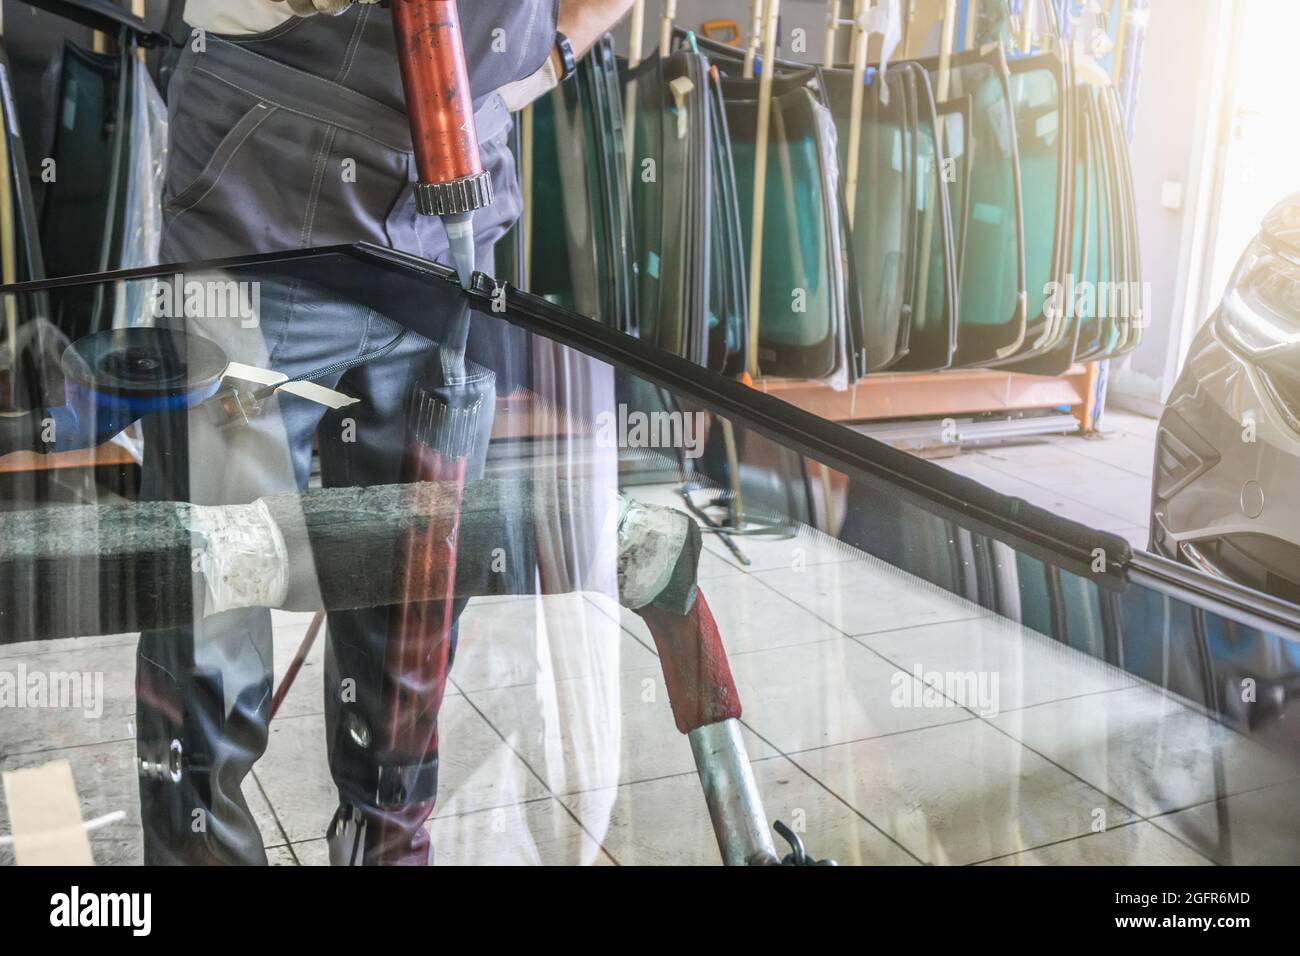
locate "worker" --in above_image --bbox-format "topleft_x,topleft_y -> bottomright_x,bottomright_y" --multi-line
137,0 -> 637,865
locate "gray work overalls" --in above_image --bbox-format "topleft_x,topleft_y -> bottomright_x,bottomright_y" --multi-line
136,1 -> 558,865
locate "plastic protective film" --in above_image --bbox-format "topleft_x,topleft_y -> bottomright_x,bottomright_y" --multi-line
116,56 -> 169,331
0,245 -> 1296,867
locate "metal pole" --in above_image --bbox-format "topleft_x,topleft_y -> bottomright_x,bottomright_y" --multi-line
1020,0 -> 1037,52
689,720 -> 779,865
131,0 -> 146,62
911,0 -> 956,331
623,1 -> 646,187
743,0 -> 764,78
844,0 -> 872,226
521,104 -> 534,290
1111,0 -> 1130,86
0,5 -> 13,404
745,0 -> 782,379
629,0 -> 647,63
638,597 -> 778,866
660,0 -> 678,55
823,0 -> 840,68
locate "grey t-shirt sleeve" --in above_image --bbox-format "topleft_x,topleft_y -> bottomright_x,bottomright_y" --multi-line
461,0 -> 559,98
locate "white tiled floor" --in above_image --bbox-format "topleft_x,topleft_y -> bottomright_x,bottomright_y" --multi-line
934,409 -> 1158,551
3,410 -> 1298,866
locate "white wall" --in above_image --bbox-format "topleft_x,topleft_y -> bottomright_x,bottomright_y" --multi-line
1108,0 -> 1232,417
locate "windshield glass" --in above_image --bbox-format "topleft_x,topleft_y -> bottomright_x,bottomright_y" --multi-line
0,246 -> 1295,866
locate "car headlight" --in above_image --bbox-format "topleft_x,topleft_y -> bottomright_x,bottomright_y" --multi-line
1217,237 -> 1300,358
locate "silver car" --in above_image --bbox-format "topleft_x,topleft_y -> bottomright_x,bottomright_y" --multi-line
1152,193 -> 1300,602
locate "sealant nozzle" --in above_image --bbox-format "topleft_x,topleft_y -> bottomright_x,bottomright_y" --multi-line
443,213 -> 476,290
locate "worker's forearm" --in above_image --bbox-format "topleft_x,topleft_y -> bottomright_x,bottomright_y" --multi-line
558,0 -> 638,57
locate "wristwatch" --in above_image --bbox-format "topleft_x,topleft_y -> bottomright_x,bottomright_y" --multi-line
554,31 -> 577,82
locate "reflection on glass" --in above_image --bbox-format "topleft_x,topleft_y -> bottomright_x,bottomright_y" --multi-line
0,247 -> 1296,867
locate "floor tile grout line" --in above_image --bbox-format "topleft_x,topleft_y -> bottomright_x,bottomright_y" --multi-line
1000,676 -> 1298,759
968,465 -> 1154,528
580,591 -> 661,661
853,639 -> 1151,832
701,535 -> 861,575
1143,773 -> 1300,825
730,715 -> 927,865
982,686 -> 1300,842
1,733 -> 138,761
0,638 -> 141,665
964,821 -> 1145,866
977,714 -> 1149,826
549,745 -> 927,866
962,818 -> 1209,866
1137,817 -> 1225,867
983,682 -> 1142,715
249,767 -> 297,859
439,580 -> 1148,864
454,683 -> 621,864
764,740 -> 926,866
431,791 -> 621,864
742,557 -> 988,644
778,713 -> 982,759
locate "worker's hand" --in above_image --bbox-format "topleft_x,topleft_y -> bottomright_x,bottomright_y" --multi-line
497,0 -> 639,113
272,0 -> 356,16
559,0 -> 639,58
497,52 -> 562,113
